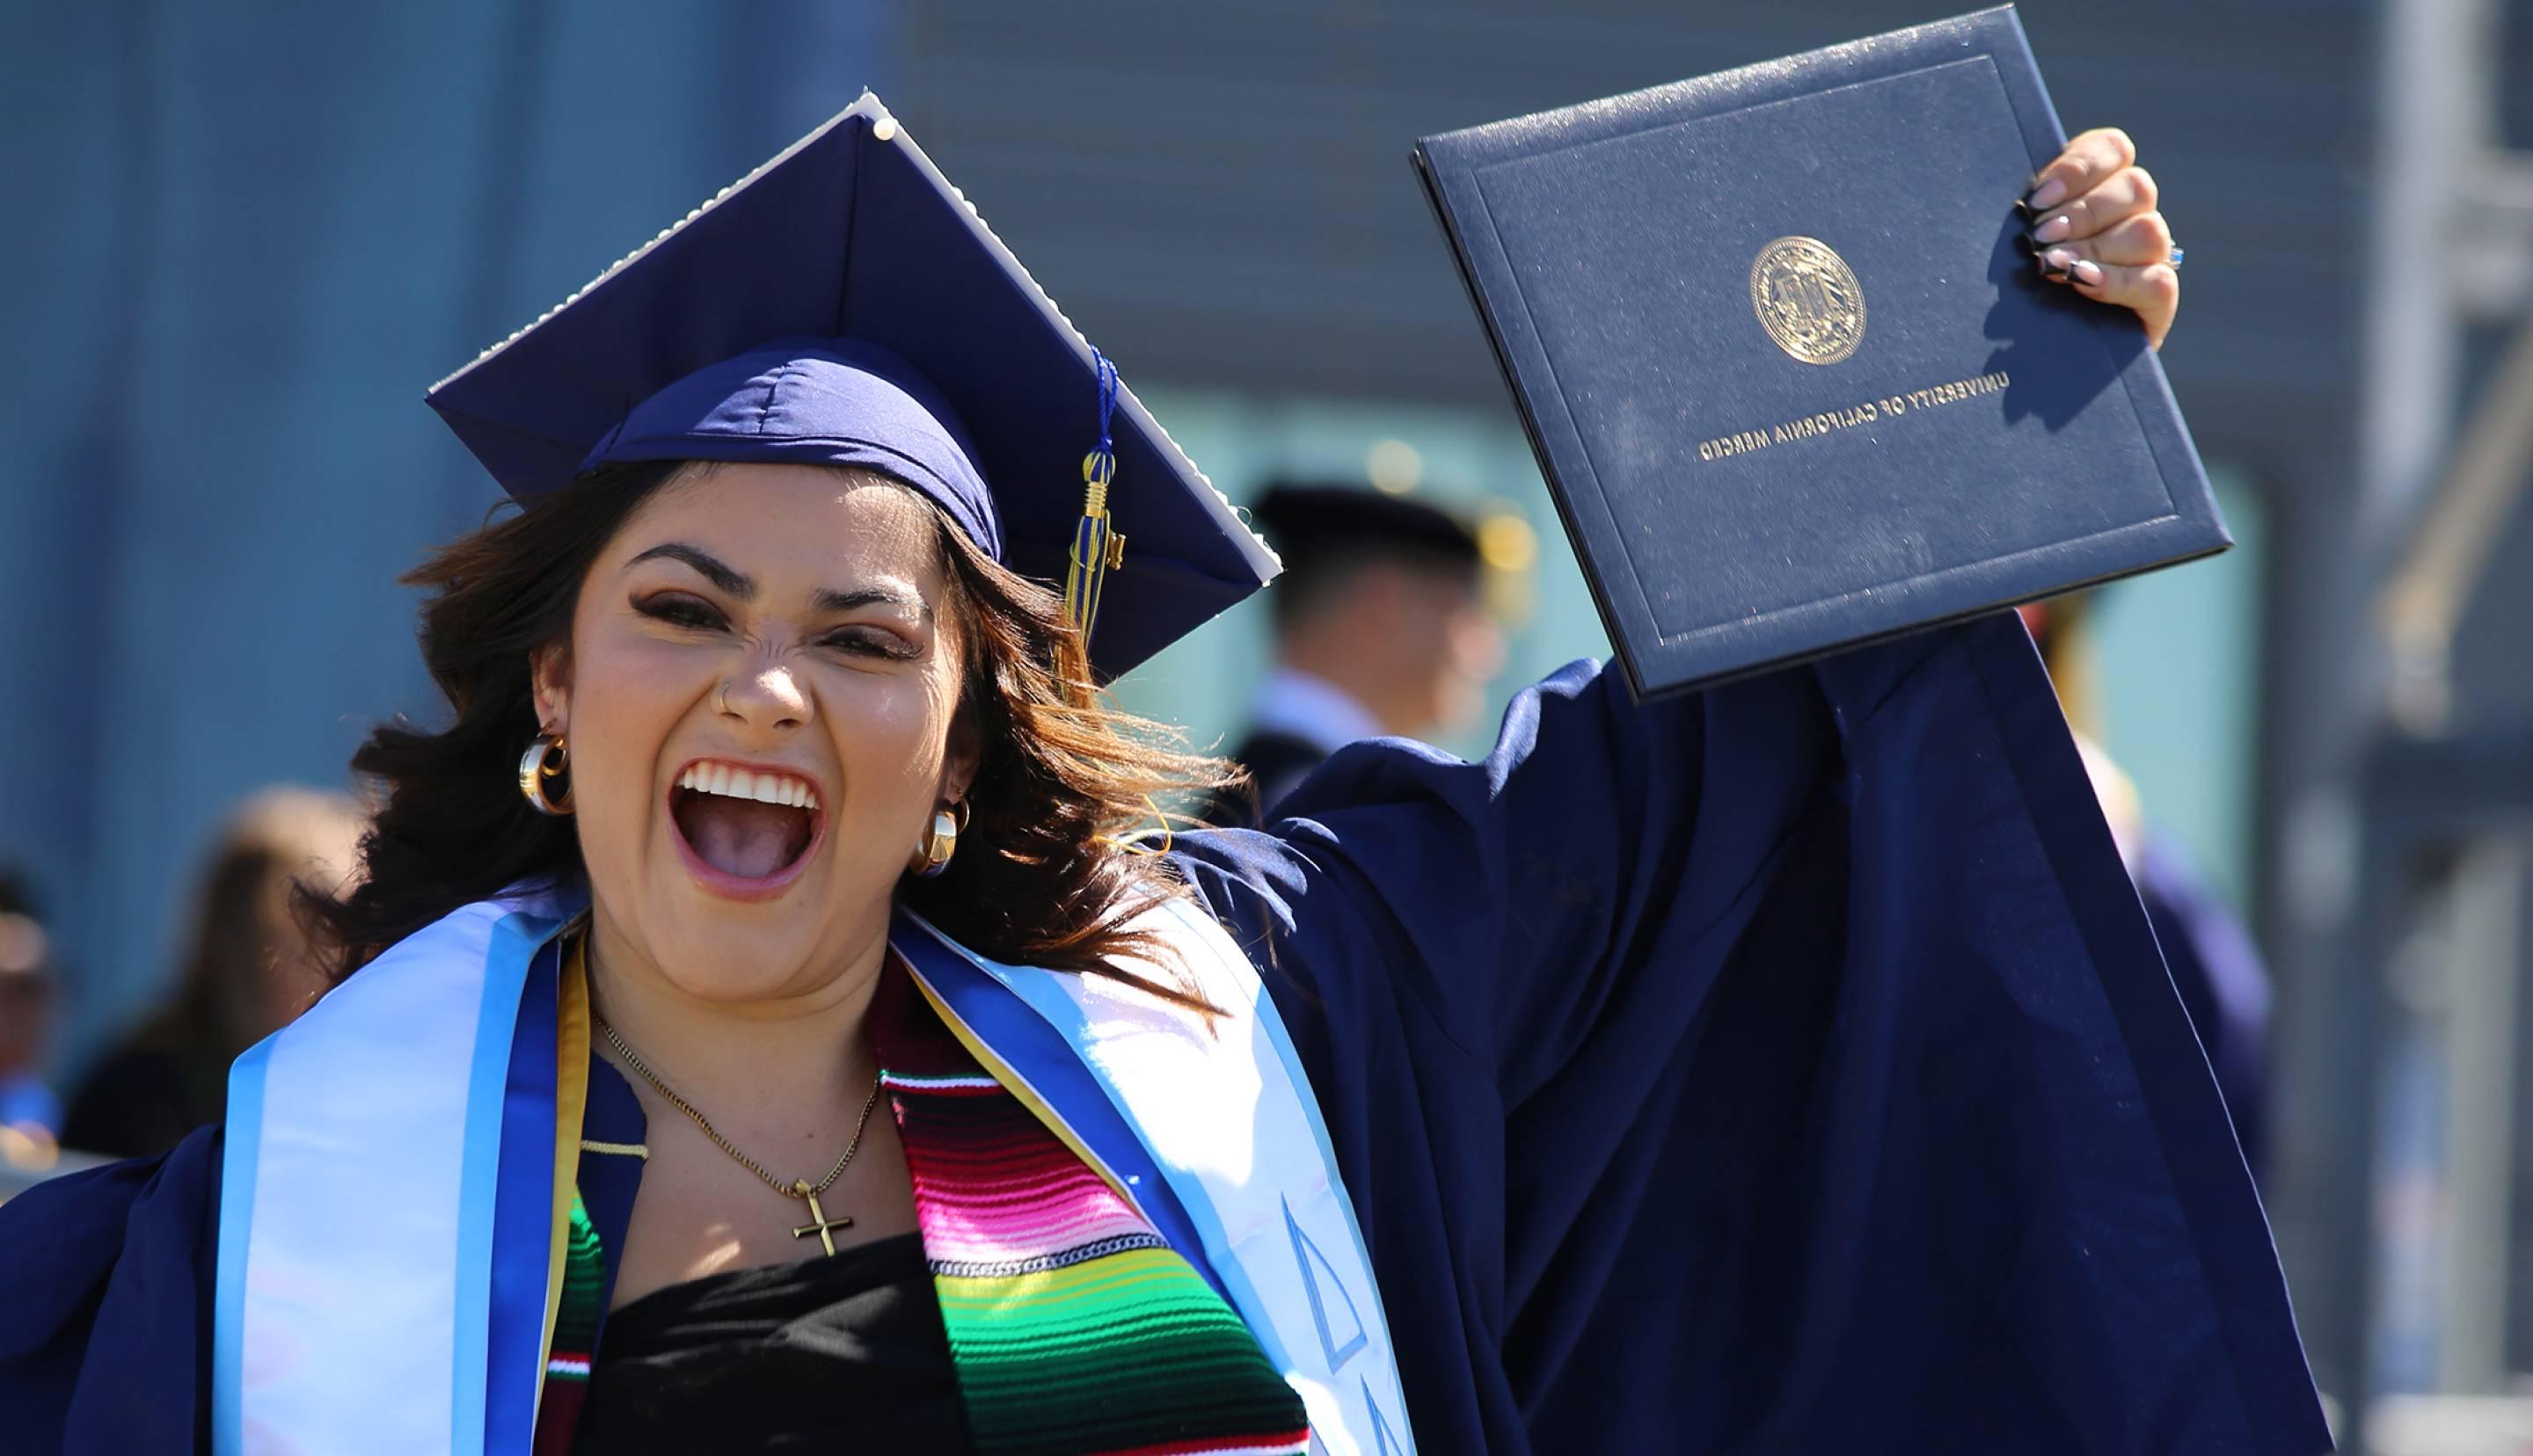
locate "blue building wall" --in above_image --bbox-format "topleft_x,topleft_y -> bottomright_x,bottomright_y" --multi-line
0,1 -> 897,1068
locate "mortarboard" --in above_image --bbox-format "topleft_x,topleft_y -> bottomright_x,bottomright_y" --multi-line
425,93 -> 1277,677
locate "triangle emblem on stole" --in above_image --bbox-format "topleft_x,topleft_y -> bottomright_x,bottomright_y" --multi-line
1284,1195 -> 1369,1372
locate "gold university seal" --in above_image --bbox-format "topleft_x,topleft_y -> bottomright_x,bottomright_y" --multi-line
1748,237 -> 1865,365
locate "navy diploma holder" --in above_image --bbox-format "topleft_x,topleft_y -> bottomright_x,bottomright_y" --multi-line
1414,5 -> 2224,700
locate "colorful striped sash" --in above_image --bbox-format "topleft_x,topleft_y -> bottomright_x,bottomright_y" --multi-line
871,965 -> 1311,1455
529,1194 -> 602,1456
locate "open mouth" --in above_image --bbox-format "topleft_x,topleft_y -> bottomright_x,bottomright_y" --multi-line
668,761 -> 825,899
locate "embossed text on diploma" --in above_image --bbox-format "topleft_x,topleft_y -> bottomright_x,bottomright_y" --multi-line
1695,368 -> 2012,463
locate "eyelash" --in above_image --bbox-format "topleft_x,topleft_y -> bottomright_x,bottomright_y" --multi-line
638,595 -> 725,631
634,595 -> 915,660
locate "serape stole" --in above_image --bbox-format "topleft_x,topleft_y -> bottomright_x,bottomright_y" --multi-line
529,1195 -> 602,1456
870,965 -> 1311,1455
527,967 -> 1310,1455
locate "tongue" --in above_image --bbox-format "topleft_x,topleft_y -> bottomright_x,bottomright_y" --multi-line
681,796 -> 807,879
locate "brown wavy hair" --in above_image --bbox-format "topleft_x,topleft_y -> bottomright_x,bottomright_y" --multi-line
310,460 -> 1238,1003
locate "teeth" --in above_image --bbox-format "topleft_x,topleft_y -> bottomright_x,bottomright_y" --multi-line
680,764 -> 818,812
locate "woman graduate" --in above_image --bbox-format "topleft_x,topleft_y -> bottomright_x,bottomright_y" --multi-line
0,98 -> 2325,1455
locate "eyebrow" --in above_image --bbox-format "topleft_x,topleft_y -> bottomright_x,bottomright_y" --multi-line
815,586 -> 929,618
628,542 -> 928,618
628,542 -> 752,599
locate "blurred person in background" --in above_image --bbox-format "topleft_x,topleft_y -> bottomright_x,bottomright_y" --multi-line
0,868 -> 62,1154
2024,595 -> 2275,1173
0,918 -> 58,1140
60,787 -> 365,1159
1201,481 -> 1506,825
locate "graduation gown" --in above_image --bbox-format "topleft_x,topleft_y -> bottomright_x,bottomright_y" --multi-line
0,616 -> 2327,1454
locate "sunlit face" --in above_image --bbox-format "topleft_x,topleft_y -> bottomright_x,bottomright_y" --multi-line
533,463 -> 976,1004
1354,563 -> 1505,738
1405,570 -> 1505,736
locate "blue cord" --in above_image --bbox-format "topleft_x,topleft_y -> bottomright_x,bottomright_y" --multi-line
1091,346 -> 1118,471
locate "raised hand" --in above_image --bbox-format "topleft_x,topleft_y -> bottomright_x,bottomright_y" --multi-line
2023,127 -> 2180,350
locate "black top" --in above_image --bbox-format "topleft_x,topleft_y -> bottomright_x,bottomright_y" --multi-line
573,1233 -> 970,1453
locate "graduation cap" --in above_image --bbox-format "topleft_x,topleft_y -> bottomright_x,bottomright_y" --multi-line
426,93 -> 1277,677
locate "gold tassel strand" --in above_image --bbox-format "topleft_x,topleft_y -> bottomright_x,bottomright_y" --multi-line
1063,449 -> 1125,645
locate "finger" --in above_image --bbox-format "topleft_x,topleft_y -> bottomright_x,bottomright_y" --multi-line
2026,166 -> 2159,247
2024,127 -> 2137,214
2068,258 -> 2180,351
2034,212 -> 2173,271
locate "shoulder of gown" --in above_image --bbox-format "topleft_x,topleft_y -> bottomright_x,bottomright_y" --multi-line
0,1124 -> 221,1454
1168,617 -> 2328,1456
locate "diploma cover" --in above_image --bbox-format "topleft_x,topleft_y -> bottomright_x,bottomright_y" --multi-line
1413,5 -> 2225,699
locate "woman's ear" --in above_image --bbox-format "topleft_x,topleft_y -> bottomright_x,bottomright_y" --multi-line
943,700 -> 982,805
528,643 -> 572,736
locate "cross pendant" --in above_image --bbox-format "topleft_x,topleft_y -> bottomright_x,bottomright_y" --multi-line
789,1179 -> 853,1256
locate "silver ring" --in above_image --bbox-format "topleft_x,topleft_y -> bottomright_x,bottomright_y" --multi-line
2167,244 -> 2185,270
715,682 -> 733,715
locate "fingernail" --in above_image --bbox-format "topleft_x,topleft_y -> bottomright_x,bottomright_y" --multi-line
2030,214 -> 2071,245
2014,231 -> 2037,255
2036,254 -> 2069,282
2070,258 -> 2103,286
2042,247 -> 2078,275
2027,177 -> 2068,212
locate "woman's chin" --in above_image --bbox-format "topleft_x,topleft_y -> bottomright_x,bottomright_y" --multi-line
616,858 -> 891,1003
638,917 -> 844,1005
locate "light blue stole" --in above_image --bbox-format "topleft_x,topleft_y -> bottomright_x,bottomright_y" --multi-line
214,883 -> 1415,1455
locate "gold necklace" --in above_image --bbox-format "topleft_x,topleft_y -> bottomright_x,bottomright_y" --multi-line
594,1011 -> 884,1256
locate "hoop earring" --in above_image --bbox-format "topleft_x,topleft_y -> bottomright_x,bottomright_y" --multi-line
909,799 -> 971,877
518,733 -> 574,816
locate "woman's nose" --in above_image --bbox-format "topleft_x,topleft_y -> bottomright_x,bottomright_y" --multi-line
717,666 -> 813,732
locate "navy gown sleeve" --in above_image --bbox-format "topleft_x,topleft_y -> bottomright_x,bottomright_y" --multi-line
1170,614 -> 2327,1456
0,1125 -> 222,1453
